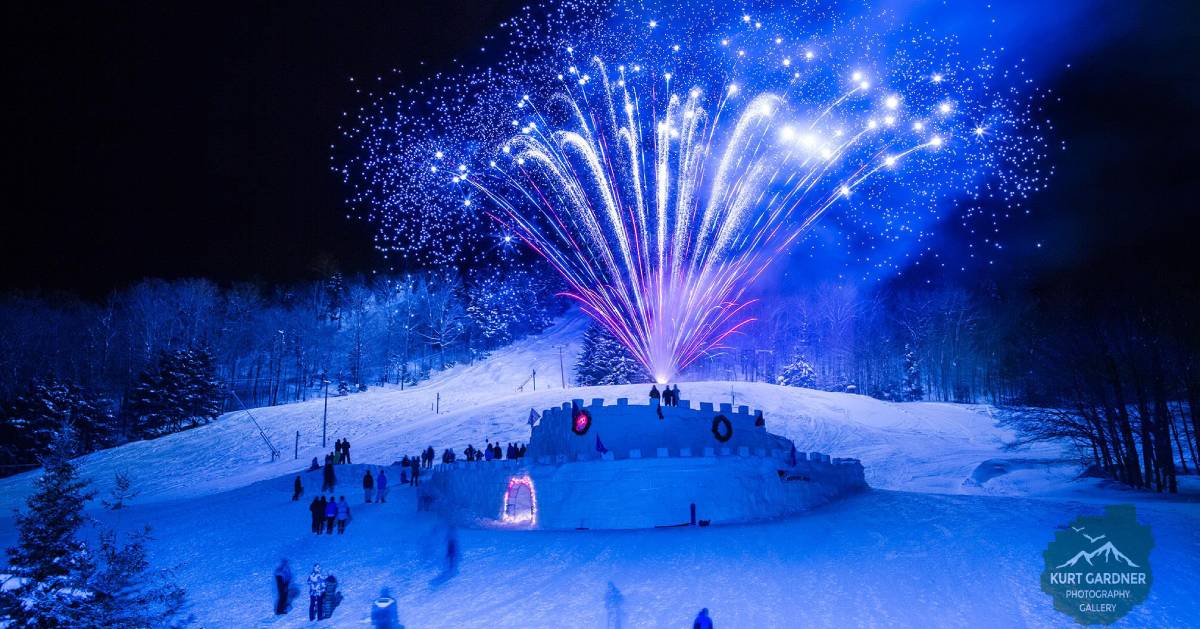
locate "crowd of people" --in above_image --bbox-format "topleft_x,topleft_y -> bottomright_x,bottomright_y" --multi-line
649,383 -> 683,407
278,431 -> 719,627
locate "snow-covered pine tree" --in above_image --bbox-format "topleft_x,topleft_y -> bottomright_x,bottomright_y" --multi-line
574,324 -> 647,386
0,378 -> 116,472
1,433 -> 189,628
902,343 -> 924,402
83,475 -> 188,628
776,352 -> 817,388
1,428 -> 96,626
126,346 -> 224,438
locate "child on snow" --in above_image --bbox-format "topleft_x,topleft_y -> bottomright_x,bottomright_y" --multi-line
363,469 -> 374,503
336,496 -> 351,534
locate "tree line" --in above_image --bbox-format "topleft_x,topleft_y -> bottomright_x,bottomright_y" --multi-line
576,277 -> 1198,493
0,263 -> 565,473
700,278 -> 1199,493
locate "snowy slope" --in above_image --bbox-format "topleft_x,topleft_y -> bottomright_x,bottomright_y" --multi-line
0,313 -> 1060,506
1,312 -> 1197,628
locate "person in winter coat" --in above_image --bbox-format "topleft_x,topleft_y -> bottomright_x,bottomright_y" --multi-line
649,385 -> 661,405
308,456 -> 320,471
370,587 -> 400,628
484,443 -> 495,462
292,476 -> 303,501
363,469 -> 374,503
672,384 -> 681,407
400,454 -> 410,468
334,439 -> 343,463
375,469 -> 389,503
309,497 -> 325,534
324,495 -> 338,534
693,608 -> 713,629
322,459 -> 337,492
308,564 -> 326,621
344,440 -> 353,464
336,496 -> 351,534
410,460 -> 421,486
273,558 -> 292,615
662,385 -> 674,406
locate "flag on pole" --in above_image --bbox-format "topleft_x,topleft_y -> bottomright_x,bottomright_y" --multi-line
595,434 -> 609,455
528,408 -> 539,427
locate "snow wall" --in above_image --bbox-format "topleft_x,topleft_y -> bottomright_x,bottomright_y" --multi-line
418,397 -> 867,530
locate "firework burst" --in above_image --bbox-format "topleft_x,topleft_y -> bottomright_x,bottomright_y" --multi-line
336,1 -> 1052,381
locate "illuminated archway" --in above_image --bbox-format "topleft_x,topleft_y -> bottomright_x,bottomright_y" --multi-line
501,474 -> 537,525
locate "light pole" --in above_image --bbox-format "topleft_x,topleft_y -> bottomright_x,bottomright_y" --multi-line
321,374 -> 330,448
555,344 -> 567,388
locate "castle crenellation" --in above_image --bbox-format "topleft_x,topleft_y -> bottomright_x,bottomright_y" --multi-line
525,396 -> 862,470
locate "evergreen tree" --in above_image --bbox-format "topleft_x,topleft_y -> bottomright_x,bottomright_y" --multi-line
1,428 -> 96,627
574,324 -> 647,386
83,475 -> 188,628
0,378 -> 116,472
0,434 -> 189,628
777,353 -> 817,388
901,343 -> 924,402
125,346 -> 223,438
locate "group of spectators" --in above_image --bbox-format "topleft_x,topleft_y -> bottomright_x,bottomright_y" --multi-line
649,383 -> 683,406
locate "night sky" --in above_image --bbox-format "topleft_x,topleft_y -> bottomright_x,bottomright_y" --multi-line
4,1 -> 1198,297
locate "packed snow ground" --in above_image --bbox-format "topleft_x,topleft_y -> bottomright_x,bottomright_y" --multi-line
1,314 -> 1198,627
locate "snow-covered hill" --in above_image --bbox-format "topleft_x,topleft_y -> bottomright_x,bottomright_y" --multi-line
1,314 -> 1197,628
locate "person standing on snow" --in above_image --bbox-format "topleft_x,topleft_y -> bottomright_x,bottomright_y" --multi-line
322,457 -> 337,492
273,558 -> 292,615
324,495 -> 338,534
370,587 -> 400,628
336,496 -> 351,534
308,564 -> 326,621
310,496 -> 326,534
292,476 -> 303,501
672,384 -> 681,407
693,608 -> 713,629
376,468 -> 388,503
649,385 -> 661,406
410,460 -> 420,487
363,469 -> 374,503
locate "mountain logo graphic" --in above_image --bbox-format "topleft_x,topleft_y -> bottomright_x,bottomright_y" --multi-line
1041,504 -> 1153,625
1054,541 -> 1140,569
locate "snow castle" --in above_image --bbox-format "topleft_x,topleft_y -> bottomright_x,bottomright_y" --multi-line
419,396 -> 867,530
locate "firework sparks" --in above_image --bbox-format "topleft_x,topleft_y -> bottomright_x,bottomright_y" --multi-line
335,1 -> 1052,381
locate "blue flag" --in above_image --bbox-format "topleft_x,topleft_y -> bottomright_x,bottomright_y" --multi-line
595,434 -> 609,454
528,408 -> 539,426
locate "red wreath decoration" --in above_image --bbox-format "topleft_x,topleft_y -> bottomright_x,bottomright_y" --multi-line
572,409 -> 592,435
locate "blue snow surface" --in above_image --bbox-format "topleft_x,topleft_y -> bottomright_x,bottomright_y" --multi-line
0,316 -> 1197,627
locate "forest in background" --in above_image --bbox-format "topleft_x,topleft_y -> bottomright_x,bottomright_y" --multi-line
0,262 -> 565,473
2,261 -> 1197,492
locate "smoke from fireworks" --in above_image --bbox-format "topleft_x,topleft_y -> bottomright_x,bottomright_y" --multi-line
335,1 -> 1053,381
